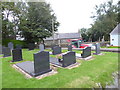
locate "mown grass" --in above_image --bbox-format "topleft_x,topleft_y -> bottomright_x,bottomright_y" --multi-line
2,49 -> 118,88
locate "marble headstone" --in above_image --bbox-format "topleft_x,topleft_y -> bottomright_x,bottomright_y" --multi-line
8,42 -> 13,50
39,44 -> 44,51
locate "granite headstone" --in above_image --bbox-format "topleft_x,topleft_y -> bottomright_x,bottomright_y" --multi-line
12,49 -> 23,62
81,47 -> 91,58
2,47 -> 11,57
28,43 -> 35,50
52,46 -> 61,55
50,51 -> 76,67
94,43 -> 101,55
68,45 -> 72,51
15,51 -> 52,77
16,44 -> 22,49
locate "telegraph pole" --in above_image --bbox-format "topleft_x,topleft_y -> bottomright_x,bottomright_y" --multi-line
52,18 -> 55,44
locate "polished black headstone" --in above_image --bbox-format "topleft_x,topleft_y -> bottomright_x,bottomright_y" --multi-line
94,43 -> 101,55
8,42 -> 13,50
68,45 -> 72,51
2,47 -> 11,57
39,44 -> 44,51
28,43 -> 35,50
15,51 -> 52,77
81,47 -> 91,58
52,46 -> 61,55
16,44 -> 22,49
12,49 -> 23,62
33,51 -> 51,76
62,51 -> 76,67
50,51 -> 76,67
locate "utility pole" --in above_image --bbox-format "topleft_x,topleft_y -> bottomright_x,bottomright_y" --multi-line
52,18 -> 55,44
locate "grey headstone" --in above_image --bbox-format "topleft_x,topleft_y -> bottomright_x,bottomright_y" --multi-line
39,44 -> 44,51
94,43 -> 101,55
12,49 -> 23,62
16,44 -> 22,49
8,42 -> 13,50
52,46 -> 61,55
68,45 -> 72,51
81,47 -> 91,58
50,51 -> 76,67
2,47 -> 11,57
28,43 -> 35,50
62,51 -> 76,67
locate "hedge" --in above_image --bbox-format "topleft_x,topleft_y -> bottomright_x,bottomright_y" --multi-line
2,39 -> 27,48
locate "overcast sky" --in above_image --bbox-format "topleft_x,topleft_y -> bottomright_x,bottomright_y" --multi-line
46,0 -> 118,33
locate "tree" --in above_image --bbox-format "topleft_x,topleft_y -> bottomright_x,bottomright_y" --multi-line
19,2 -> 59,44
90,0 -> 118,41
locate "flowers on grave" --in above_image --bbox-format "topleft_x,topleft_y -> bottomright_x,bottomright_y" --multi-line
56,54 -> 63,62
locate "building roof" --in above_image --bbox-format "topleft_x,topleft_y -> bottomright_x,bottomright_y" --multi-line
110,23 -> 120,35
44,33 -> 80,40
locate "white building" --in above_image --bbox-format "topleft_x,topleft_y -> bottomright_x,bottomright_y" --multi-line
110,24 -> 120,46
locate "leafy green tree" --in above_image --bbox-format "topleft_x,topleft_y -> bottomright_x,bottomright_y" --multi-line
90,0 -> 118,41
19,2 -> 59,44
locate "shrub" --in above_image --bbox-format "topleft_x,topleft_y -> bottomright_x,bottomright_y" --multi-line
2,39 -> 27,48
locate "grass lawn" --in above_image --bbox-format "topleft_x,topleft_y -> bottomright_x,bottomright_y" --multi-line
2,49 -> 118,88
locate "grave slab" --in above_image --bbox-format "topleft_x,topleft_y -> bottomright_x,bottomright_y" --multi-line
15,61 -> 52,77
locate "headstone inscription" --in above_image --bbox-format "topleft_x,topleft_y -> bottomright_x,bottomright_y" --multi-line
94,43 -> 101,55
2,47 -> 11,57
8,42 -> 13,50
12,49 -> 23,62
28,43 -> 35,50
15,51 -> 52,77
39,44 -> 44,51
81,47 -> 91,58
52,46 -> 61,55
68,45 -> 72,51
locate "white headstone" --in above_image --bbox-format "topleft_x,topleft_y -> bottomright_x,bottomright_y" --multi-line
39,44 -> 44,51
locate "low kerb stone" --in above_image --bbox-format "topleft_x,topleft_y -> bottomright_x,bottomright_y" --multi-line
78,56 -> 93,60
12,64 -> 58,79
93,53 -> 104,56
51,62 -> 80,69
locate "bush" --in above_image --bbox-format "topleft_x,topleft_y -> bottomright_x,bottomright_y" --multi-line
2,39 -> 27,48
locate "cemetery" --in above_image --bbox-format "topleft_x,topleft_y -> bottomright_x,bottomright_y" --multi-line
1,42 -> 119,88
1,0 -> 119,89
